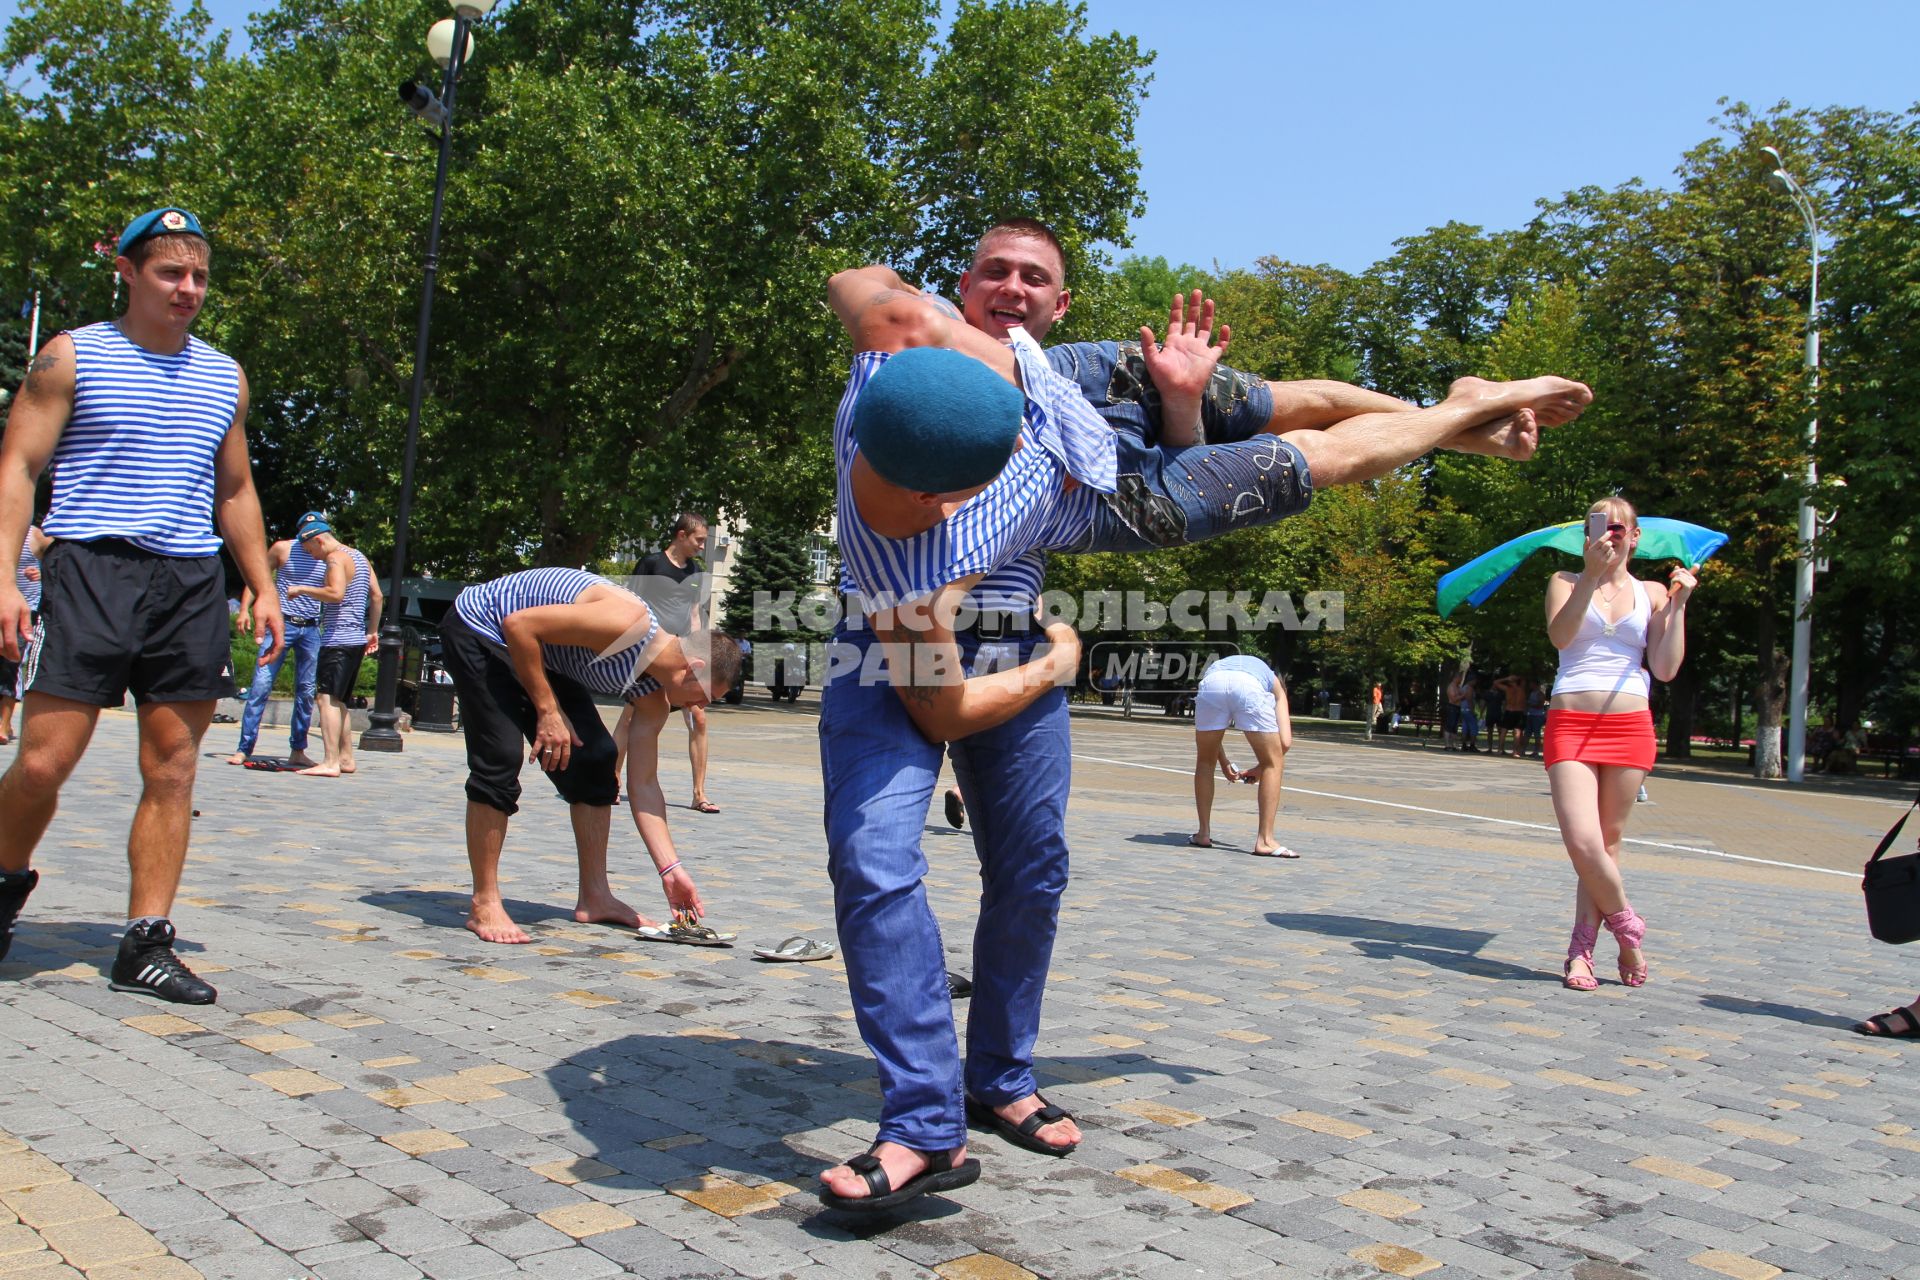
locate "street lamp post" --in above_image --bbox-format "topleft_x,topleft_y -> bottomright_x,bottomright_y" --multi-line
361,0 -> 494,752
1760,144 -> 1820,784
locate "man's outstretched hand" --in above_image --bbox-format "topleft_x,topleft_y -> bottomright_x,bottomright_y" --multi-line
1140,289 -> 1231,448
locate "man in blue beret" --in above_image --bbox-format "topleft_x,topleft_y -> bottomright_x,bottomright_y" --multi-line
0,207 -> 283,1004
813,259 -> 1592,1209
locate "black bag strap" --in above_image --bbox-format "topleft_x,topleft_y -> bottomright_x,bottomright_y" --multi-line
1868,786 -> 1920,867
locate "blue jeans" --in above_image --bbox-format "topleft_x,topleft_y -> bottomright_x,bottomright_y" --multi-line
234,621 -> 321,756
819,624 -> 1071,1150
1046,341 -> 1274,443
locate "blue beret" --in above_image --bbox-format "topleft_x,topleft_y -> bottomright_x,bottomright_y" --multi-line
117,207 -> 207,256
852,347 -> 1024,494
295,511 -> 332,540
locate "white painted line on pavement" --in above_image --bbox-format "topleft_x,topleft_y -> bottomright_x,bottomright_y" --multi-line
1071,752 -> 1856,879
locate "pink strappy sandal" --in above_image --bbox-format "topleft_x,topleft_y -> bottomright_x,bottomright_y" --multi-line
1562,921 -> 1599,991
1603,905 -> 1648,988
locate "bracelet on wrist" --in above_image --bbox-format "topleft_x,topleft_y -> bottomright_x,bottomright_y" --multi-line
658,860 -> 681,879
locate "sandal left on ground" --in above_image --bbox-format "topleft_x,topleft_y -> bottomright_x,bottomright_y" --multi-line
818,1143 -> 979,1212
966,1093 -> 1080,1156
1853,1004 -> 1920,1038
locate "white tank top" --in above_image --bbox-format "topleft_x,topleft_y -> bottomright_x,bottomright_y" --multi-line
1554,578 -> 1652,698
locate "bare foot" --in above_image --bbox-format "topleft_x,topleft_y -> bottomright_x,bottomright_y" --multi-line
1187,833 -> 1211,848
466,903 -> 532,945
296,763 -> 341,777
286,752 -> 318,768
573,894 -> 643,928
1448,409 -> 1539,460
988,1095 -> 1081,1149
819,1141 -> 962,1202
225,752 -> 249,766
338,762 -> 357,775
1448,375 -> 1593,427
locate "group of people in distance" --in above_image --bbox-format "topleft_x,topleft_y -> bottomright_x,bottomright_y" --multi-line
3,203 -> 1906,1224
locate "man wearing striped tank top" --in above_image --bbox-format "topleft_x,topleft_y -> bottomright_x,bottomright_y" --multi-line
0,207 -> 283,1005
282,514 -> 382,779
0,526 -> 50,745
225,510 -> 334,767
443,568 -> 743,945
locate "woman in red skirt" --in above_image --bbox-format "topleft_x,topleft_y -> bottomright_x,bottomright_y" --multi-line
1544,498 -> 1696,990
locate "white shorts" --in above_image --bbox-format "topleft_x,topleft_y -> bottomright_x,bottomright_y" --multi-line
1194,670 -> 1277,734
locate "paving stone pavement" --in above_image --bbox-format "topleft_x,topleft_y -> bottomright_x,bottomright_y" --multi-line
0,704 -> 1915,1279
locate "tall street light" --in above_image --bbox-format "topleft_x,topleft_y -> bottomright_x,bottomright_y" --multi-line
1759,143 -> 1820,783
362,0 -> 496,752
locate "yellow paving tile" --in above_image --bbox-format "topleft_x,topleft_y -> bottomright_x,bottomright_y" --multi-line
364,1056 -> 419,1070
935,1254 -> 1039,1280
1109,971 -> 1171,985
120,1016 -> 202,1038
380,1131 -> 468,1156
1880,1134 -> 1920,1153
248,1070 -> 340,1098
535,1203 -> 636,1238
458,1065 -> 531,1085
1089,1034 -> 1145,1049
1875,1123 -> 1911,1136
1277,1112 -> 1371,1139
1218,1028 -> 1271,1043
555,990 -> 620,1008
1161,989 -> 1225,1006
1349,1243 -> 1443,1276
0,1152 -> 69,1195
1500,1021 -> 1563,1039
531,1158 -> 618,1185
1815,1071 -> 1870,1088
314,919 -> 375,933
1113,1101 -> 1205,1127
1111,1164 -> 1250,1211
1536,1069 -> 1641,1097
1688,1250 -> 1782,1280
395,950 -> 442,961
667,1175 -> 781,1217
644,1134 -> 706,1152
678,1027 -> 738,1040
460,967 -> 528,983
367,1087 -> 440,1109
1370,1016 -> 1445,1043
0,1223 -> 41,1256
1098,994 -> 1166,1010
79,1257 -> 204,1279
623,969 -> 669,980
243,1011 -> 308,1027
1631,1156 -> 1732,1189
0,1247 -> 71,1274
1356,1038 -> 1428,1058
40,1216 -> 166,1269
1338,1189 -> 1421,1218
235,1034 -> 311,1053
412,1076 -> 504,1104
1780,1083 -> 1839,1100
1662,1046 -> 1710,1061
1432,1068 -> 1510,1091
0,1182 -> 116,1229
1705,1116 -> 1799,1146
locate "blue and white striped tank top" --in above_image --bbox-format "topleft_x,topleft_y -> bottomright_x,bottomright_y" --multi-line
321,548 -> 373,646
278,541 -> 329,622
834,338 -> 1109,613
454,568 -> 660,700
44,323 -> 240,557
17,532 -> 42,611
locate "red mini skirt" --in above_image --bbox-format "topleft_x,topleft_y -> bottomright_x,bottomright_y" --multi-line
1543,708 -> 1655,771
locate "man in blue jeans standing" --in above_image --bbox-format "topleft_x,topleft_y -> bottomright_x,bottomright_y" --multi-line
226,510 -> 333,767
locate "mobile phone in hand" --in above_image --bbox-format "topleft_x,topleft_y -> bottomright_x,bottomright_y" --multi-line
1586,511 -> 1609,543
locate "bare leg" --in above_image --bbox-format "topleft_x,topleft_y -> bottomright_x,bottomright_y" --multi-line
1263,380 -> 1543,460
465,801 -> 529,944
128,700 -> 214,919
570,803 -> 641,927
297,697 -> 345,776
1594,764 -> 1647,979
1190,728 -> 1225,846
1243,730 -> 1287,854
0,694 -> 16,742
0,694 -> 101,873
1283,375 -> 1590,490
611,702 -> 635,789
1547,762 -> 1631,917
686,704 -> 713,810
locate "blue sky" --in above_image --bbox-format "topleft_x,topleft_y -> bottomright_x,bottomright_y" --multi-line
24,0 -> 1920,274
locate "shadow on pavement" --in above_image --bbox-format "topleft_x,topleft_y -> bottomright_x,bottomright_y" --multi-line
547,1032 -> 1213,1237
359,887 -> 577,931
0,919 -> 171,981
1128,832 -> 1202,848
1697,992 -> 1857,1030
1265,911 -> 1556,984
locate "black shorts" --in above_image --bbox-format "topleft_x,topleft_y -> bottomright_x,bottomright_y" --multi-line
315,644 -> 366,700
1501,709 -> 1526,730
29,540 -> 229,707
440,611 -> 618,815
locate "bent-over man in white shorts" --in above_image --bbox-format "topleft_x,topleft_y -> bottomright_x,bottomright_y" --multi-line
1190,653 -> 1296,857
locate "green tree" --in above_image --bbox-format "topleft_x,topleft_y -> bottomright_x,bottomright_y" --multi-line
719,522 -> 818,647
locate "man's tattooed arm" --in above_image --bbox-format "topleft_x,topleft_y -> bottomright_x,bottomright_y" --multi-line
20,351 -> 59,395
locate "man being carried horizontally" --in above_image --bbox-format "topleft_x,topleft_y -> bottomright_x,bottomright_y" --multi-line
440,567 -> 743,945
814,261 -> 1591,1210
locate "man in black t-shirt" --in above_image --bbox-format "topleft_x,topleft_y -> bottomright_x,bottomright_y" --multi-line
617,513 -> 720,812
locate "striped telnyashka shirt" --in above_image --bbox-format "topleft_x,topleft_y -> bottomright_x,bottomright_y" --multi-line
834,336 -> 1111,615
44,323 -> 239,557
278,541 -> 329,623
453,567 -> 660,700
17,532 -> 42,611
320,547 -> 374,647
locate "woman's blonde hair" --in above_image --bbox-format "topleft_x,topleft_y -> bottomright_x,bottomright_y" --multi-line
1587,495 -> 1638,529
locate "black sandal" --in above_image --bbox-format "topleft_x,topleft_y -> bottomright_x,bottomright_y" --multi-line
1853,1006 -> 1920,1038
818,1144 -> 980,1212
966,1093 -> 1079,1157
